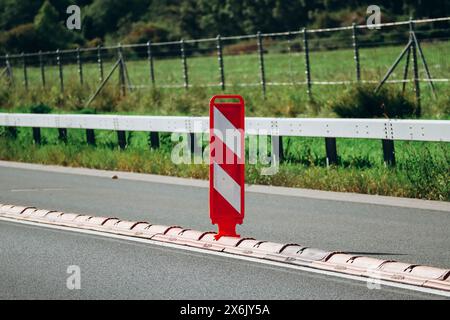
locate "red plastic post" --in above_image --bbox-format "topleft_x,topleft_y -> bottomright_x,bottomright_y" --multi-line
209,95 -> 245,240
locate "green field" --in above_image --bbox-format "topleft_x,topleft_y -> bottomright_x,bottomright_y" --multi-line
3,39 -> 449,118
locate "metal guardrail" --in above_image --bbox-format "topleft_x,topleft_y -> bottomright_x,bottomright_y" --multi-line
0,113 -> 448,167
0,113 -> 449,142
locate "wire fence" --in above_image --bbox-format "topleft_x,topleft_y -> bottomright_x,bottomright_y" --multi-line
1,17 -> 449,100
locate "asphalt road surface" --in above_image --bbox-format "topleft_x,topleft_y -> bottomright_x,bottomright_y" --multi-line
0,163 -> 449,299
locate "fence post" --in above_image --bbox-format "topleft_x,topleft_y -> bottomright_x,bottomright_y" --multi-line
180,39 -> 189,89
410,19 -> 421,117
117,131 -> 127,150
58,128 -> 67,143
56,49 -> 64,93
303,28 -> 312,99
97,45 -> 104,82
147,41 -> 155,86
149,132 -> 160,149
382,139 -> 395,166
216,35 -> 225,90
5,54 -> 13,86
77,47 -> 83,85
257,31 -> 267,98
352,23 -> 361,82
39,50 -> 46,88
32,127 -> 41,145
117,43 -> 126,96
325,137 -> 338,166
22,53 -> 28,91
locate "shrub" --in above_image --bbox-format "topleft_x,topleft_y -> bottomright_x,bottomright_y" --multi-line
400,143 -> 450,201
123,22 -> 171,45
79,107 -> 97,115
223,40 -> 258,55
0,23 -> 38,54
330,85 -> 417,118
30,103 -> 52,114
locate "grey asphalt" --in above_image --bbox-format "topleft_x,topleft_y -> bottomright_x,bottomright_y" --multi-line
0,165 -> 449,299
0,221 -> 444,300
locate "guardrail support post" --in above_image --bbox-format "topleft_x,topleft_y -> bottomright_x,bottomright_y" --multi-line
188,132 -> 196,157
325,137 -> 338,166
149,132 -> 160,149
352,23 -> 361,82
39,50 -> 46,88
217,35 -> 225,90
86,129 -> 95,146
257,31 -> 266,98
117,131 -> 127,150
271,136 -> 284,164
303,28 -> 312,99
22,53 -> 28,91
180,39 -> 189,89
56,49 -> 64,93
382,139 -> 396,166
32,128 -> 41,145
58,128 -> 67,143
77,47 -> 83,85
147,41 -> 155,86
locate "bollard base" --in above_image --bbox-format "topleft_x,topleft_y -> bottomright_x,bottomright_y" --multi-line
214,222 -> 240,240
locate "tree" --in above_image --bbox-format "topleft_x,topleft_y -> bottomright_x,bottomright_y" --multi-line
83,0 -> 150,40
0,0 -> 43,30
34,0 -> 74,50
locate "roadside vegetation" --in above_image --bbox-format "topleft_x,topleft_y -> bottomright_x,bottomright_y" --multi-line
1,39 -> 449,119
0,121 -> 448,200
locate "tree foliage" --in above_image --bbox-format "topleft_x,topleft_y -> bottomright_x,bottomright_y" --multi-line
0,0 -> 448,53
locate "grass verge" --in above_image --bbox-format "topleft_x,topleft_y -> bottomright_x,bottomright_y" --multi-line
0,128 -> 448,201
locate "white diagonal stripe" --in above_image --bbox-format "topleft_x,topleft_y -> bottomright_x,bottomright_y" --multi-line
213,107 -> 242,158
213,162 -> 241,214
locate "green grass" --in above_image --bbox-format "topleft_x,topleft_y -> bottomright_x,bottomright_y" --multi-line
22,40 -> 450,86
0,127 -> 448,201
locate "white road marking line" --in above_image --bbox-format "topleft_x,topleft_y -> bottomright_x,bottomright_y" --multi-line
10,188 -> 68,192
1,160 -> 448,212
0,216 -> 448,298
